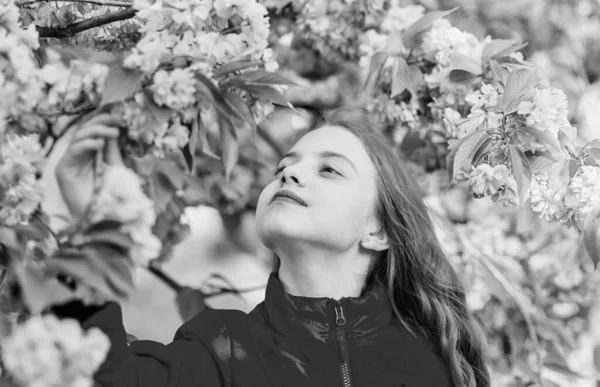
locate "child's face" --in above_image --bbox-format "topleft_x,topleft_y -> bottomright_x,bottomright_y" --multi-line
255,125 -> 380,254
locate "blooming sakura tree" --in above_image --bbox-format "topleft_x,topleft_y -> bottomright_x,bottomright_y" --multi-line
0,0 -> 291,384
0,0 -> 599,386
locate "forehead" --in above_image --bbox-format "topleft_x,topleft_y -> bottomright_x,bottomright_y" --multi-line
292,125 -> 363,155
288,125 -> 375,173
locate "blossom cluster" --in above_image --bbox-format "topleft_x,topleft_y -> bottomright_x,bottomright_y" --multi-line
421,19 -> 488,92
0,134 -> 45,226
89,164 -> 162,266
358,6 -> 488,160
447,79 -> 578,207
361,6 -> 579,208
1,315 -> 110,387
530,166 -> 600,229
115,0 -> 277,155
285,0 -> 420,62
127,0 -> 272,72
0,0 -> 43,133
37,51 -> 109,116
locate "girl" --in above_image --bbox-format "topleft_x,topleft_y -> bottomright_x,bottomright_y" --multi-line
54,107 -> 490,387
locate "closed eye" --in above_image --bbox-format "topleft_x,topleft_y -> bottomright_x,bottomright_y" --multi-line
319,164 -> 340,175
272,164 -> 341,177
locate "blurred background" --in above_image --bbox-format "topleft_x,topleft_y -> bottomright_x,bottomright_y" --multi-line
41,0 -> 600,386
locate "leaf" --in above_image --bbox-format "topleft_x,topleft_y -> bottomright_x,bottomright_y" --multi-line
361,52 -> 389,93
176,287 -> 207,322
471,137 -> 493,166
225,70 -> 297,86
13,263 -> 73,314
407,64 -> 424,92
49,252 -> 116,299
449,70 -> 480,84
70,229 -> 135,253
585,139 -> 600,148
391,57 -> 410,97
214,59 -> 263,78
586,147 -> 600,164
219,116 -> 239,181
13,221 -> 50,242
568,159 -> 580,179
229,84 -> 290,106
528,151 -> 557,172
197,113 -> 220,159
508,144 -> 532,205
446,142 -> 460,182
449,52 -> 482,75
196,74 -> 246,122
87,220 -> 126,233
518,127 -> 562,151
150,161 -> 188,210
144,93 -> 174,129
448,53 -> 481,84
82,244 -> 134,297
451,131 -> 490,181
489,59 -> 509,84
583,208 -> 600,268
100,64 -> 144,106
402,7 -> 458,49
179,176 -> 212,207
183,115 -> 199,172
221,90 -> 256,130
501,69 -> 542,113
482,39 -> 527,61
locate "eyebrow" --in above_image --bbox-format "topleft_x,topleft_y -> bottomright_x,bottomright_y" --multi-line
281,151 -> 358,172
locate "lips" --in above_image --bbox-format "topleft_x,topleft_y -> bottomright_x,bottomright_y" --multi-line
270,190 -> 307,206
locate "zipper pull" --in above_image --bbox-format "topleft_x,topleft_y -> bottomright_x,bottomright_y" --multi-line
335,304 -> 346,325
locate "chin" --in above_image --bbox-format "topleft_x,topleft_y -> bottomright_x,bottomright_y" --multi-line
256,209 -> 311,249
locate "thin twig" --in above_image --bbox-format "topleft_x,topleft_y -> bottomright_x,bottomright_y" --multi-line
147,263 -> 183,292
36,6 -> 137,38
17,0 -> 132,6
45,107 -> 96,157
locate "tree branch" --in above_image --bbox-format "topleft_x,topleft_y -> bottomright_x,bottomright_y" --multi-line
17,0 -> 132,7
36,6 -> 137,38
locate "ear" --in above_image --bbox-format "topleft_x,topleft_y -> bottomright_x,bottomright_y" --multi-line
360,230 -> 390,252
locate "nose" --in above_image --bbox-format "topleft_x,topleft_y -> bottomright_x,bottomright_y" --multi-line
280,165 -> 305,186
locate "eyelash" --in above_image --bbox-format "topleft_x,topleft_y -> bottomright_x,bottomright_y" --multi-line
272,164 -> 340,176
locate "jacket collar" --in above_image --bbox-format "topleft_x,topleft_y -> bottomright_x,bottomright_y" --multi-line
261,272 -> 393,343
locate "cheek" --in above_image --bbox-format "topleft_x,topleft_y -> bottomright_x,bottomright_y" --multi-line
255,182 -> 276,221
331,189 -> 376,229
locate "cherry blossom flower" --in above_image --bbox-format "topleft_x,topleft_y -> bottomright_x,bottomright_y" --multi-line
0,134 -> 45,226
1,315 -> 110,387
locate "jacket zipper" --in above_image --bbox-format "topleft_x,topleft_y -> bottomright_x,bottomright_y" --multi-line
335,302 -> 352,387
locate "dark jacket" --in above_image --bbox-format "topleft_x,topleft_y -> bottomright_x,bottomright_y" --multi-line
68,273 -> 451,387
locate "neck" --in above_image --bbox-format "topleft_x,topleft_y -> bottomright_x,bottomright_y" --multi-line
275,246 -> 375,300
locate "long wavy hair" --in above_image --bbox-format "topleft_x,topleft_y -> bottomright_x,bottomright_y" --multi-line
273,107 -> 490,387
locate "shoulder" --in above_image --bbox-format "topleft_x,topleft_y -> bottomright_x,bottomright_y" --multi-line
175,308 -> 250,340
